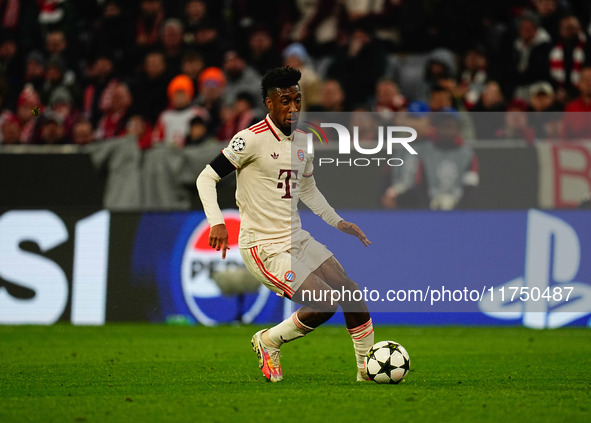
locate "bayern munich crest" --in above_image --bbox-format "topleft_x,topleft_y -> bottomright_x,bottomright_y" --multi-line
284,270 -> 296,282
231,137 -> 246,152
297,149 -> 304,161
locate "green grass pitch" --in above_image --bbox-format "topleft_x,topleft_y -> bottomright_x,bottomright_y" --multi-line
1,324 -> 590,423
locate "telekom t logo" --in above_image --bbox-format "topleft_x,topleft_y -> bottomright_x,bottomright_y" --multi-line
277,169 -> 298,198
306,123 -> 418,155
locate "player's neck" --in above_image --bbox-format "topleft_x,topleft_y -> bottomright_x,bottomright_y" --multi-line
268,115 -> 293,136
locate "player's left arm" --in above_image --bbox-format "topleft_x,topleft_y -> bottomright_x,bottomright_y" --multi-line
299,174 -> 371,247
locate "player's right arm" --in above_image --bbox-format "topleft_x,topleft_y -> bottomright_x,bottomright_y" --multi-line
196,131 -> 255,258
196,153 -> 235,258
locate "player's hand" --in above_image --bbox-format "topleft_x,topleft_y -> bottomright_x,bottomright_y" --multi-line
337,220 -> 372,247
209,223 -> 230,259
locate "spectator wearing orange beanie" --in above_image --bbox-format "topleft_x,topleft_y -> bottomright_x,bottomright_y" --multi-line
152,74 -> 209,148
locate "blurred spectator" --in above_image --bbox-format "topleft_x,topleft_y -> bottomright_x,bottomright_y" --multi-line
382,111 -> 479,210
71,118 -> 95,145
180,51 -> 204,95
48,86 -> 79,139
182,0 -> 210,42
0,34 -> 22,109
45,29 -> 66,56
195,67 -> 226,134
341,0 -> 401,50
436,78 -> 477,141
186,115 -> 210,146
288,0 -> 340,56
0,114 -> 20,145
495,99 -> 536,144
427,84 -> 454,112
194,20 -> 225,67
217,91 -> 259,141
371,79 -> 406,120
511,12 -> 551,100
413,48 -> 456,103
327,20 -> 387,108
547,15 -> 591,101
0,0 -> 20,34
131,51 -> 171,124
459,45 -> 489,109
44,29 -> 75,74
153,74 -> 209,147
37,111 -> 66,145
89,0 -> 132,71
247,26 -> 282,76
534,0 -> 569,40
41,56 -> 80,106
563,67 -> 591,140
403,85 -> 455,137
472,81 -> 506,139
95,83 -> 132,140
21,51 -> 45,101
126,114 -> 153,149
312,79 -> 346,112
223,49 -> 262,106
15,84 -> 41,143
527,81 -> 563,140
282,43 -> 322,111
135,0 -> 165,49
0,34 -> 20,90
160,19 -> 185,75
83,54 -> 117,126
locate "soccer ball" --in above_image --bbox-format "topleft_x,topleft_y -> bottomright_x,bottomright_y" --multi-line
365,340 -> 410,384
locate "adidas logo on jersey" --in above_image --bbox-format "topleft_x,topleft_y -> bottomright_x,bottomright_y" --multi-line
271,152 -> 279,159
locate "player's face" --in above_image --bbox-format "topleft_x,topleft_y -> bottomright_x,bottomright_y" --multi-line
266,85 -> 301,135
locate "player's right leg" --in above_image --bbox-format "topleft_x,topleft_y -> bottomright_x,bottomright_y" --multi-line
252,273 -> 338,382
241,246 -> 337,382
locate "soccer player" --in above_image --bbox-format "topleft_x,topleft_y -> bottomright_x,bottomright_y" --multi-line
196,67 -> 374,382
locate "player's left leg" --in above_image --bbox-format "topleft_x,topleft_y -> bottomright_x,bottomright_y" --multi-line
313,256 -> 374,381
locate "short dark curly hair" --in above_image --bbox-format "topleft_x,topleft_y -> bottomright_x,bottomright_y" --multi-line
261,66 -> 301,102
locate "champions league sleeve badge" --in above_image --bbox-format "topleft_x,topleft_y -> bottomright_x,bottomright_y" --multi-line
231,137 -> 246,152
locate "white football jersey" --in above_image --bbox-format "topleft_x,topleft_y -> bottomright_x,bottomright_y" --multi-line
222,115 -> 313,248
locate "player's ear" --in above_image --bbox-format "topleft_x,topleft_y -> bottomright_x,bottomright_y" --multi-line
265,96 -> 273,111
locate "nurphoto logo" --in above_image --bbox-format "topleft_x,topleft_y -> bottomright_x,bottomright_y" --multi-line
299,114 -> 417,168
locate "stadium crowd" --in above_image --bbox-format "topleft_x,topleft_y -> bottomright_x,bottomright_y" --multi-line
1,0 -> 591,147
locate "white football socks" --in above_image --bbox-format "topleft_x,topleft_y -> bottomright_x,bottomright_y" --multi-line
266,311 -> 315,348
347,318 -> 374,369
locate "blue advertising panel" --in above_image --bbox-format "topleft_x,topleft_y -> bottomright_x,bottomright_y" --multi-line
131,211 -> 289,326
130,210 -> 591,328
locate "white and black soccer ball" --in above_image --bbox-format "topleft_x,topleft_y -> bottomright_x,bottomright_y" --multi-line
365,340 -> 410,384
